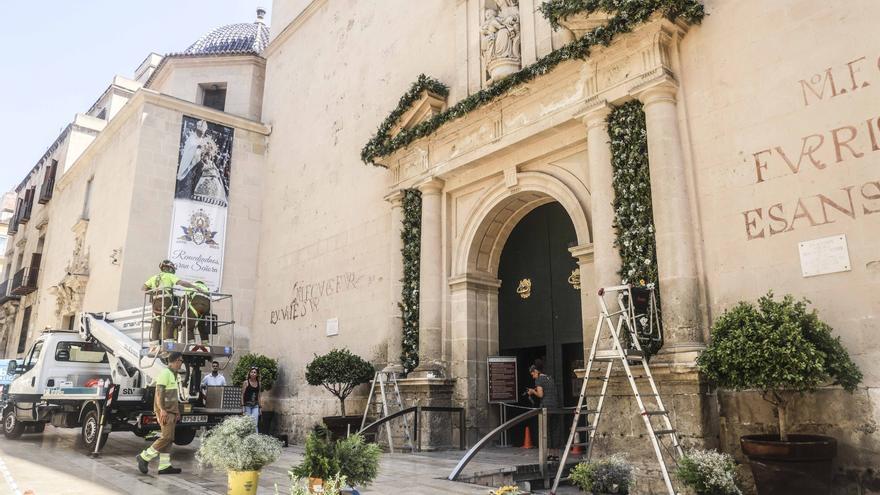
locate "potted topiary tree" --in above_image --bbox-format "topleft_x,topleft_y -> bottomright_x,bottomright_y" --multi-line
305,348 -> 375,438
197,415 -> 283,495
698,292 -> 862,495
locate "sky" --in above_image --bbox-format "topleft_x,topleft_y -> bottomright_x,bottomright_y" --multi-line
0,1 -> 271,194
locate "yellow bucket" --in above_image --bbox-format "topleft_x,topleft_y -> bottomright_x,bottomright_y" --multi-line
227,470 -> 261,495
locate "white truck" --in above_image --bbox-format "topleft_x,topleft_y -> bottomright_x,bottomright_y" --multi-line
0,294 -> 242,454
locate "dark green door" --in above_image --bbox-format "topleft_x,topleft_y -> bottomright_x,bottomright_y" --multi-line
498,202 -> 583,410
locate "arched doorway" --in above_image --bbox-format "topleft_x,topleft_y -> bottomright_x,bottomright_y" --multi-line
497,202 -> 584,440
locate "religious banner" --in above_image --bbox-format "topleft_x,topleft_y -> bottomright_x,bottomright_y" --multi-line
167,116 -> 235,291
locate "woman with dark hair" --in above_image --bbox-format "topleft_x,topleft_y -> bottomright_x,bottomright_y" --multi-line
242,367 -> 261,432
526,359 -> 562,461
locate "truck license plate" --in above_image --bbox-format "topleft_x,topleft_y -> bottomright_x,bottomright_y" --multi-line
181,415 -> 207,424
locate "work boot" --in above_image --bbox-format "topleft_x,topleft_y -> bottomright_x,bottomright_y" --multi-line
136,454 -> 149,474
158,466 -> 182,475
144,430 -> 160,441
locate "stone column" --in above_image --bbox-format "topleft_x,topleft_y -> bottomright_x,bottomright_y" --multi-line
637,79 -> 704,362
384,190 -> 405,373
579,102 -> 622,290
413,178 -> 445,376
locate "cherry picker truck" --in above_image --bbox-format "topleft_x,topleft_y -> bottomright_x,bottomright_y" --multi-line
0,291 -> 242,455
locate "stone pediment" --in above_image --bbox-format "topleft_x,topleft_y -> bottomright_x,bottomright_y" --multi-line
386,15 -> 686,189
558,11 -> 613,39
389,90 -> 448,139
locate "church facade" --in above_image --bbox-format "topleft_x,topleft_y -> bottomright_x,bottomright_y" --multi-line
1,0 -> 878,491
254,0 -> 880,490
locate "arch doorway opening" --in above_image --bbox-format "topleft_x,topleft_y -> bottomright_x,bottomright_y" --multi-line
498,202 -> 584,441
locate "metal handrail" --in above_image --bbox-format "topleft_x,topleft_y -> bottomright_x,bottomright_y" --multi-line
448,408 -> 540,481
359,405 -> 465,452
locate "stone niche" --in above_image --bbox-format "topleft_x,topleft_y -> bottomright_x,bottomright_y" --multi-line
480,0 -> 522,84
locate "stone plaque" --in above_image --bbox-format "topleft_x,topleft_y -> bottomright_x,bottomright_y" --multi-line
798,235 -> 851,278
487,356 -> 518,404
325,317 -> 339,337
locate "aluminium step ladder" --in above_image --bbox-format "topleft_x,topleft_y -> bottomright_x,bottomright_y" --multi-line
359,370 -> 414,453
550,284 -> 684,495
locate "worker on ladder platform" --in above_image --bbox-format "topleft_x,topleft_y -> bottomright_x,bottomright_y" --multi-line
180,280 -> 211,343
142,260 -> 205,347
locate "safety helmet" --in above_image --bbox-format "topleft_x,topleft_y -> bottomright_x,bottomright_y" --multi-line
159,259 -> 176,273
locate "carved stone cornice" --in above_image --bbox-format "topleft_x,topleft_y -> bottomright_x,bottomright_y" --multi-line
569,243 -> 595,264
448,272 -> 501,292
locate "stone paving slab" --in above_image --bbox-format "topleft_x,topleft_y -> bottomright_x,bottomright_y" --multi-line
0,426 -> 550,494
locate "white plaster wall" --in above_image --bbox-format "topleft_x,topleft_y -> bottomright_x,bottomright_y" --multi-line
255,0 -> 460,426
679,0 -> 880,386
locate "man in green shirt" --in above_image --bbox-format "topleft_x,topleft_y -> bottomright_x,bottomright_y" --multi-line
143,260 -> 205,344
137,352 -> 184,475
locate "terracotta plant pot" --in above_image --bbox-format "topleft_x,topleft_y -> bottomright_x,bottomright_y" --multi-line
308,477 -> 323,494
227,469 -> 261,495
740,434 -> 837,495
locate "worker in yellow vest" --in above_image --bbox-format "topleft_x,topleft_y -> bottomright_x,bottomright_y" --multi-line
142,260 -> 205,345
180,280 -> 212,343
137,352 -> 184,475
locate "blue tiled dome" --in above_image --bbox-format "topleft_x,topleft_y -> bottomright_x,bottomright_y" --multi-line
184,12 -> 269,56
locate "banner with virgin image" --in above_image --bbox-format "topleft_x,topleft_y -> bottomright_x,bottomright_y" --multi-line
167,116 -> 234,291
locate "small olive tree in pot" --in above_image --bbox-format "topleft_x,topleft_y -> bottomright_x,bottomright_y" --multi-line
305,349 -> 375,438
698,292 -> 862,495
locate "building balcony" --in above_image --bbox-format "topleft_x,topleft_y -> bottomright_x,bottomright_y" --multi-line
10,267 -> 39,296
0,279 -> 19,304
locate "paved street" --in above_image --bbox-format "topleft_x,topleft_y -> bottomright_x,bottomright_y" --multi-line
0,426 -> 576,494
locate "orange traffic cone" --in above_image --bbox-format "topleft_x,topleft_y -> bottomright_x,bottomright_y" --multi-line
522,425 -> 535,449
570,430 -> 584,455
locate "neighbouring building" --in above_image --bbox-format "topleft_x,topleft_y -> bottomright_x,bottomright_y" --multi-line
4,1 -> 879,492
0,10 -> 270,358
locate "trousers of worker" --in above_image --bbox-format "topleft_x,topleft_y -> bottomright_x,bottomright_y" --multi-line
150,296 -> 177,342
139,412 -> 177,468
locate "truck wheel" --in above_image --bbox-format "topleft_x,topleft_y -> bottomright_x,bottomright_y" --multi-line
81,410 -> 109,451
3,409 -> 24,439
173,427 -> 197,446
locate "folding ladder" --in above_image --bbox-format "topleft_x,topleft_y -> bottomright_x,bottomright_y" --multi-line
551,284 -> 683,495
359,370 -> 414,453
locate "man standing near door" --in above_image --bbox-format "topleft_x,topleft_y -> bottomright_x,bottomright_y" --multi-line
526,360 -> 562,461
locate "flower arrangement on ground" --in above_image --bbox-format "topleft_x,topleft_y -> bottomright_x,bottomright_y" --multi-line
569,454 -> 632,494
675,449 -> 741,495
197,415 -> 283,495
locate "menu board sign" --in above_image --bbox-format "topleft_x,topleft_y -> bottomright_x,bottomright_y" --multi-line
487,356 -> 518,404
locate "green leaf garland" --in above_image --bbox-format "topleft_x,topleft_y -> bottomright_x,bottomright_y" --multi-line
399,189 -> 422,374
360,0 -> 704,166
608,100 -> 663,355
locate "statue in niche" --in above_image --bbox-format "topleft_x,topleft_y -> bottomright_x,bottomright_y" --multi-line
480,0 -> 521,83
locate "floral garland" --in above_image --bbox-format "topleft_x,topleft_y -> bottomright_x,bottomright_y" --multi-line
539,0 -> 706,30
361,75 -> 449,165
608,101 -> 662,354
360,0 -> 704,166
399,189 -> 422,373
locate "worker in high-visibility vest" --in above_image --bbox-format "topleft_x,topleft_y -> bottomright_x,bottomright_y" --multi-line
180,280 -> 211,343
137,352 -> 184,475
142,260 -> 205,345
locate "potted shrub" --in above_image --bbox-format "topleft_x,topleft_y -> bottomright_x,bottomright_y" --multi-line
197,415 -> 283,495
290,426 -> 381,494
280,474 -> 347,495
675,449 -> 742,495
569,454 -> 632,494
305,348 -> 375,438
698,292 -> 862,495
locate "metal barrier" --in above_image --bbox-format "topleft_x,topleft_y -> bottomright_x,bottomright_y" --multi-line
448,406 -> 578,484
359,405 -> 465,452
